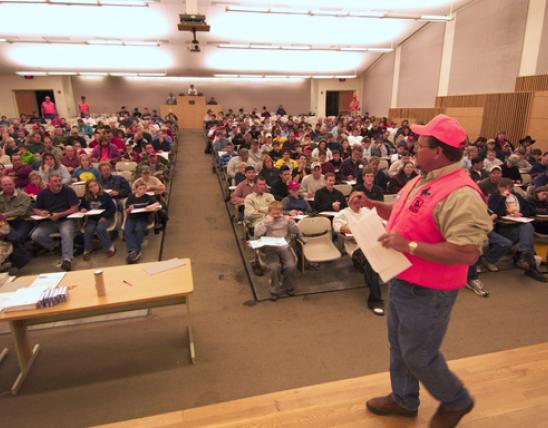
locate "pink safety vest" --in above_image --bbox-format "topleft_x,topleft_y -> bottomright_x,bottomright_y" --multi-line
386,168 -> 484,290
79,102 -> 89,114
42,101 -> 56,115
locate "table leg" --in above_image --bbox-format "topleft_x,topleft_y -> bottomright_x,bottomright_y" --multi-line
0,347 -> 7,365
186,297 -> 196,364
9,320 -> 40,395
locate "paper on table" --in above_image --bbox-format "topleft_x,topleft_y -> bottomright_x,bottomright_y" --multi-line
31,272 -> 66,289
86,209 -> 105,216
130,204 -> 161,214
347,208 -> 412,283
344,180 -> 357,185
143,258 -> 186,275
501,215 -> 534,223
292,214 -> 308,221
68,212 -> 85,219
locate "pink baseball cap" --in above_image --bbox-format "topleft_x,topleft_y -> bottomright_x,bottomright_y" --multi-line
410,114 -> 467,148
287,180 -> 300,191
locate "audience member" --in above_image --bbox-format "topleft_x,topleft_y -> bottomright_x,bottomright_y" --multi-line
300,163 -> 325,199
254,201 -> 299,300
97,162 -> 131,201
354,168 -> 384,201
478,165 -> 502,197
73,153 -> 100,182
387,161 -> 417,194
23,171 -> 45,198
38,153 -> 72,185
124,182 -> 157,264
313,173 -> 347,212
5,154 -> 32,188
231,166 -> 256,206
259,155 -> 279,187
333,192 -> 384,315
133,166 -> 166,194
0,176 -> 33,244
31,173 -> 79,271
80,179 -> 116,260
271,167 -> 292,201
469,157 -> 488,182
244,177 -> 275,229
91,137 -> 121,164
339,146 -> 365,183
281,181 -> 312,214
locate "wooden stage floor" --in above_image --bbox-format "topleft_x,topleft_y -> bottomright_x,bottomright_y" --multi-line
97,342 -> 548,427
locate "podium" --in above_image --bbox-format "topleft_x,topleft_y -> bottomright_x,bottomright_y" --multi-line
160,96 -> 223,129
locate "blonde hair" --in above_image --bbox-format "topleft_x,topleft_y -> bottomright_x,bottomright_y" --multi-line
268,201 -> 283,212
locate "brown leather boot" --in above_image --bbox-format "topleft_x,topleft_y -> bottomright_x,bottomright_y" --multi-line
429,400 -> 474,428
366,394 -> 418,417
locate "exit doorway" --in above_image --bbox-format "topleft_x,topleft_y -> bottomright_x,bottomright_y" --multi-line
325,90 -> 354,116
14,89 -> 56,117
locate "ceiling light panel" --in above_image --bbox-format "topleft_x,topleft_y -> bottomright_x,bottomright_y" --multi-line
0,3 -> 169,39
208,10 -> 409,46
7,44 -> 172,70
207,50 -> 366,74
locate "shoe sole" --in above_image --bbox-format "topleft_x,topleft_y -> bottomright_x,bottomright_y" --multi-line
366,402 -> 417,417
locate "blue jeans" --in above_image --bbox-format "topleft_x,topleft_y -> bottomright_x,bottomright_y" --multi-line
84,217 -> 113,252
388,279 -> 472,411
124,216 -> 148,253
468,230 -> 513,280
6,219 -> 32,243
31,219 -> 75,260
496,223 -> 535,254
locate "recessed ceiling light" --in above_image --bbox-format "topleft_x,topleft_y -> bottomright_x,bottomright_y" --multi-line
16,71 -> 47,76
79,72 -> 108,76
47,71 -> 78,75
88,39 -> 123,45
281,45 -> 311,50
109,72 -> 138,76
138,72 -> 166,76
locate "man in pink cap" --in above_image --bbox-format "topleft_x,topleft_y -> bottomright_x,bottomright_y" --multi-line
363,115 -> 492,427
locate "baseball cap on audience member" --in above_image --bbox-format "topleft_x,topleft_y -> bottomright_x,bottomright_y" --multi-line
303,146 -> 312,153
287,180 -> 300,191
311,162 -> 321,169
410,114 -> 467,148
489,165 -> 502,173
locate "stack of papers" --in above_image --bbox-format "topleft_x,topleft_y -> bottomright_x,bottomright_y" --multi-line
347,208 -> 412,283
248,237 -> 288,249
130,203 -> 161,214
319,211 -> 340,217
0,273 -> 67,312
31,214 -> 49,221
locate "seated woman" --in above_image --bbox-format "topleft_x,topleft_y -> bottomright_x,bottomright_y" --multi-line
90,136 -> 121,164
501,155 -> 522,183
23,171 -> 46,199
80,179 -> 116,260
132,165 -> 166,194
387,161 -> 417,194
72,153 -> 100,182
37,153 -> 72,185
124,181 -> 157,264
281,180 -> 312,215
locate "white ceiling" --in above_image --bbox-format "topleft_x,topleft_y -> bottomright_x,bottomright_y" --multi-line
0,0 -> 472,76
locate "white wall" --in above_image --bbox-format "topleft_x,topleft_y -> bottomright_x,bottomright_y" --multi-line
0,75 -> 76,119
362,52 -> 395,117
310,77 -> 363,117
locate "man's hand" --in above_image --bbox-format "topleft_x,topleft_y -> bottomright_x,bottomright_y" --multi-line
511,211 -> 523,218
378,232 -> 409,253
264,214 -> 274,224
332,201 -> 341,211
35,209 -> 49,217
361,194 -> 375,209
110,190 -> 119,197
50,212 -> 63,222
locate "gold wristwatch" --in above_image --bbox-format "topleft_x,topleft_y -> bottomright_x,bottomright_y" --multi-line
408,241 -> 418,255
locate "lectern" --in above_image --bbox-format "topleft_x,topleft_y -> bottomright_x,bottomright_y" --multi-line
160,96 -> 223,129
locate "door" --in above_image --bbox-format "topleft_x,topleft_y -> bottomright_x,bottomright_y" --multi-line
14,90 -> 38,117
338,90 -> 354,116
35,90 -> 56,117
326,91 -> 339,116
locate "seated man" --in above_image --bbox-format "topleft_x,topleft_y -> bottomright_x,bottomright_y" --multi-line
254,201 -> 299,301
271,166 -> 292,201
469,156 -> 488,182
313,172 -> 347,213
354,167 -> 384,201
218,142 -> 237,167
31,173 -> 79,271
488,178 -> 546,282
231,166 -> 256,206
333,191 -> 384,315
478,165 -> 502,197
244,176 -> 275,230
0,176 -> 33,245
528,184 -> 548,235
227,148 -> 255,179
97,162 -> 131,203
274,150 -> 299,171
300,162 -> 325,199
133,166 -> 166,194
339,146 -> 365,182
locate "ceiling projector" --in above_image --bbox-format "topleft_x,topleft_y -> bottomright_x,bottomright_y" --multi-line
178,14 -> 209,53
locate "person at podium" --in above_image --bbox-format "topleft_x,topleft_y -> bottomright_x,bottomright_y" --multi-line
187,84 -> 198,96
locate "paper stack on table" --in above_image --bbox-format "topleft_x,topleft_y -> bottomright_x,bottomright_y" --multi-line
347,208 -> 412,283
0,273 -> 68,312
248,237 -> 288,249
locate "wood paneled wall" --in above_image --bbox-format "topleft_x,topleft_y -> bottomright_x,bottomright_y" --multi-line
389,107 -> 483,142
434,92 -> 533,144
526,91 -> 548,151
515,74 -> 548,91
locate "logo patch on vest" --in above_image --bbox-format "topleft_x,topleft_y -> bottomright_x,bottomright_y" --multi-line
408,187 -> 432,214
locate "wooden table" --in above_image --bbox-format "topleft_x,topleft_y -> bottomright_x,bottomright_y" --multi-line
0,259 -> 195,395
